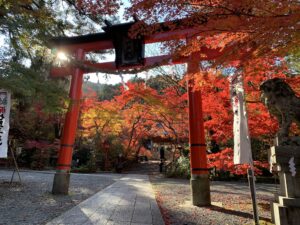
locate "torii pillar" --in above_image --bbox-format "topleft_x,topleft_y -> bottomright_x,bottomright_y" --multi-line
187,53 -> 211,206
52,49 -> 85,194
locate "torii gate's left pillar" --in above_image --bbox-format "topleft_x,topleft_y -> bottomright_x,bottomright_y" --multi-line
52,49 -> 85,194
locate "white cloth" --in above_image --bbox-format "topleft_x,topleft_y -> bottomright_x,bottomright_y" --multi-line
230,74 -> 252,165
0,90 -> 11,158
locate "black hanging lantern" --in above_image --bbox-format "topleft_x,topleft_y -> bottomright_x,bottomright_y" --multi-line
103,20 -> 145,68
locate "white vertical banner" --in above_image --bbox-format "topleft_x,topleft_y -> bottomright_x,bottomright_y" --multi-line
0,90 -> 11,158
229,72 -> 252,165
230,72 -> 259,225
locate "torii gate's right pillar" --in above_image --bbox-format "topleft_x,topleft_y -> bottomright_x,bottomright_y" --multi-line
187,55 -> 211,206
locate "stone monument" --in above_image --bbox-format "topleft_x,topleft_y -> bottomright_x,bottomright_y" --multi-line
260,78 -> 300,225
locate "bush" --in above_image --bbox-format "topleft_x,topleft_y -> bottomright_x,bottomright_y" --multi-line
166,156 -> 191,179
72,163 -> 97,173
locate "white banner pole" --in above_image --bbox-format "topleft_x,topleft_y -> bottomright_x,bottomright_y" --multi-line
230,71 -> 259,225
248,163 -> 260,225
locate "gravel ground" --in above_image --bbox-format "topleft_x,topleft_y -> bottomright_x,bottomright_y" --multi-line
0,163 -> 278,225
150,174 -> 277,225
0,170 -> 123,225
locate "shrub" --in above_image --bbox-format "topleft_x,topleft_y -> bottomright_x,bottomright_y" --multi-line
166,156 -> 191,178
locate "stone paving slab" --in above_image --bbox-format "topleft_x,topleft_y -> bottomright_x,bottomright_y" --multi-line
46,174 -> 164,225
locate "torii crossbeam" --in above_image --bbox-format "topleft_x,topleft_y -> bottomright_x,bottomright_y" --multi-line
50,20 -> 224,206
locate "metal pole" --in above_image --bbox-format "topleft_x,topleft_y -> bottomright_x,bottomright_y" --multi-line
52,49 -> 85,194
187,53 -> 211,206
247,166 -> 260,225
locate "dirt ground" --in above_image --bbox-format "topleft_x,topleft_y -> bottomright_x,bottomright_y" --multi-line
150,174 -> 276,225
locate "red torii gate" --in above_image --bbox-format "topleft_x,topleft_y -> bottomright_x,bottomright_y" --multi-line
50,20 -> 224,206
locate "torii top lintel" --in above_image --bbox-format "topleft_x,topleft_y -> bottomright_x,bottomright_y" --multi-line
50,20 -> 199,52
50,20 -> 225,76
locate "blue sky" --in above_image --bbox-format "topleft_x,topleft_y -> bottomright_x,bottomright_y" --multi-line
86,0 -> 142,84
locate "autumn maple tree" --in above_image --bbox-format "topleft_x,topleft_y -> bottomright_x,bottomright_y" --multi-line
79,79 -> 188,167
128,0 -> 300,62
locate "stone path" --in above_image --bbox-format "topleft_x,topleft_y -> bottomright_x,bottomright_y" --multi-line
123,160 -> 161,175
46,174 -> 164,225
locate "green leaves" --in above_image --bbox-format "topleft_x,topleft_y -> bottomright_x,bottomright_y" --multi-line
0,61 -> 68,113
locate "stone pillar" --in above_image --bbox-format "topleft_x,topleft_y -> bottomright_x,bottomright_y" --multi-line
269,143 -> 300,225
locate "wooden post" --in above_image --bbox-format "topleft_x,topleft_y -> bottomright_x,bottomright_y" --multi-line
9,140 -> 22,184
52,49 -> 85,194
